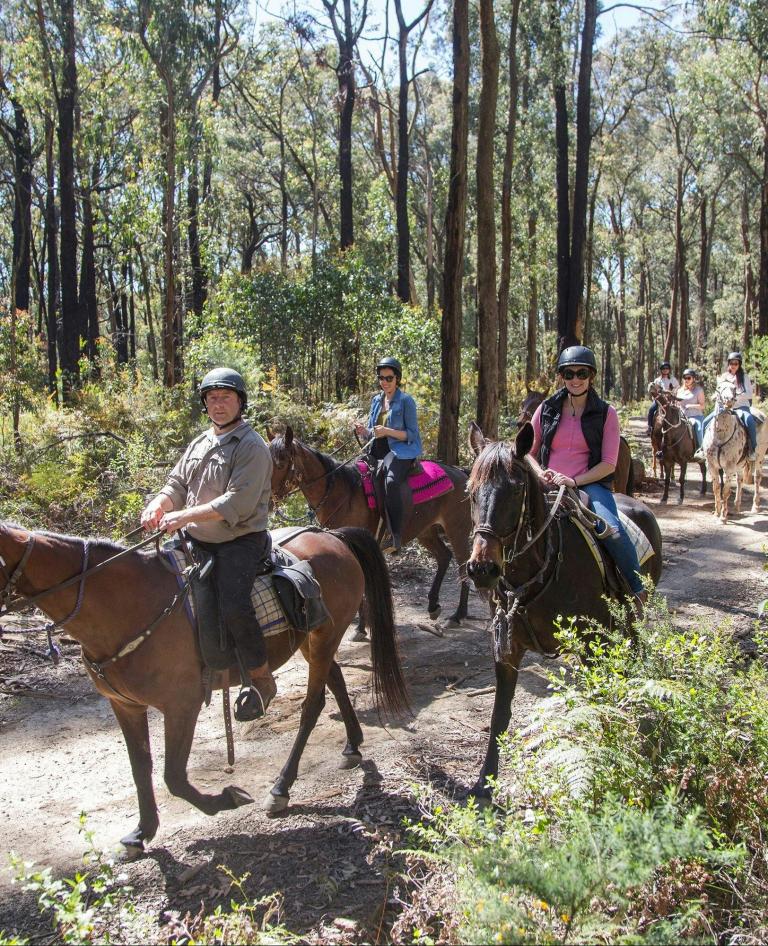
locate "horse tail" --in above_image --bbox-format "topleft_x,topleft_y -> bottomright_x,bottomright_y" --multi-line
331,527 -> 411,717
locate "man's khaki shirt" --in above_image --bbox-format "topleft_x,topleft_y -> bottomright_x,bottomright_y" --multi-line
159,422 -> 272,543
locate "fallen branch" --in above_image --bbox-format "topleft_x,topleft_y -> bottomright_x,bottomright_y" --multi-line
414,622 -> 444,638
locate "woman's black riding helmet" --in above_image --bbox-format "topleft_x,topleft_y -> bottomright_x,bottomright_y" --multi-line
727,351 -> 743,364
199,367 -> 248,408
557,345 -> 597,372
682,367 -> 697,379
659,361 -> 672,371
376,356 -> 402,381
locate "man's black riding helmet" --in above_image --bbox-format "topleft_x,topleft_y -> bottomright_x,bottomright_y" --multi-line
199,367 -> 248,408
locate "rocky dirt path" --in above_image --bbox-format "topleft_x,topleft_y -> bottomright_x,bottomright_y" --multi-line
1,416 -> 765,942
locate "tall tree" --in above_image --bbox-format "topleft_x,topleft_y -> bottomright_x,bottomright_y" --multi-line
393,0 -> 433,303
437,0 -> 469,465
321,0 -> 368,249
475,0 -> 500,436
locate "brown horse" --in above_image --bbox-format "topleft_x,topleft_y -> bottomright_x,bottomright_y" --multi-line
463,422 -> 662,802
269,427 -> 472,625
650,390 -> 706,504
516,390 -> 634,496
0,521 -> 408,852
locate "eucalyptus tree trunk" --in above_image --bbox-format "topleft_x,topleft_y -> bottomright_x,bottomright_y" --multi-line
11,97 -> 32,314
44,115 -> 59,395
58,0 -> 81,395
742,185 -> 757,348
497,0 -> 521,411
437,0 -> 469,465
475,0 -> 500,437
79,162 -> 99,370
759,129 -> 768,335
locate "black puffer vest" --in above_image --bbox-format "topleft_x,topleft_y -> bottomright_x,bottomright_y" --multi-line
538,386 -> 613,486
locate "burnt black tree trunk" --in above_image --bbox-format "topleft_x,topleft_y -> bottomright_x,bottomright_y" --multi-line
79,161 -> 99,369
321,0 -> 368,249
10,98 -> 33,313
44,115 -> 59,393
393,0 -> 433,303
58,0 -> 81,393
437,0 -> 469,465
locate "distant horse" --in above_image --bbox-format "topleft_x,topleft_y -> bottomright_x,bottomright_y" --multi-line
269,427 -> 472,625
464,422 -> 662,802
516,390 -> 634,496
650,389 -> 706,504
704,379 -> 767,522
0,522 -> 408,851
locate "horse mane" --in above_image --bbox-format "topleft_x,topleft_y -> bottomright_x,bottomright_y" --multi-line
271,434 -> 361,492
467,441 -> 519,493
1,520 -> 154,560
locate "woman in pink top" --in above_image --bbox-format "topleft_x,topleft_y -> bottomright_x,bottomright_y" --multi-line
527,345 -> 646,605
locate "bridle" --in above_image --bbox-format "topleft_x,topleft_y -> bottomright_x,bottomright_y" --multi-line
655,395 -> 689,451
0,527 -> 189,685
470,456 -> 566,566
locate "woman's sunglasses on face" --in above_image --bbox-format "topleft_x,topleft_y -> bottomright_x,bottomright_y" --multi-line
728,361 -> 740,367
378,374 -> 396,382
561,368 -> 591,381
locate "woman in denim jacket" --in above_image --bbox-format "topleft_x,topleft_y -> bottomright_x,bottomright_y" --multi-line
354,356 -> 422,553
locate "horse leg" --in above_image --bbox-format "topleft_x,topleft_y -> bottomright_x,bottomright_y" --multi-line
418,526 -> 452,621
326,659 -> 364,769
752,459 -> 762,513
678,462 -> 686,504
265,658 -> 330,815
661,462 -> 671,503
699,462 -> 707,495
444,523 -> 472,624
722,475 -> 732,523
468,653 -> 521,803
711,468 -> 721,518
110,701 -> 159,851
351,599 -> 368,642
163,699 -> 254,816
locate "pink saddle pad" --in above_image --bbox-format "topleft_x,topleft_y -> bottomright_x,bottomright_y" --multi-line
357,459 -> 454,511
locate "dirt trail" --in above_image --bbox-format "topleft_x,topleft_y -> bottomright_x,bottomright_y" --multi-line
1,416 -> 766,941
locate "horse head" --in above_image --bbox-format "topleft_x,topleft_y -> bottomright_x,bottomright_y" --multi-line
268,425 -> 300,501
516,390 -> 546,429
465,421 -> 535,589
715,379 -> 737,413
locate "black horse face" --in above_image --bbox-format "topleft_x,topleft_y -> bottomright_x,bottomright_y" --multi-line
466,422 -> 532,589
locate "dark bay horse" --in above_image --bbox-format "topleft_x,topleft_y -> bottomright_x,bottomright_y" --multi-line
464,422 -> 662,802
516,390 -> 635,496
0,521 -> 408,851
650,390 -> 706,504
269,427 -> 472,624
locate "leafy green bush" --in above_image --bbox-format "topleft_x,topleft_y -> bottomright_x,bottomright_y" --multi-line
405,594 -> 768,943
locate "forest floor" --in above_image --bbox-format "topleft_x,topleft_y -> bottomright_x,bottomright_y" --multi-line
1,415 -> 766,943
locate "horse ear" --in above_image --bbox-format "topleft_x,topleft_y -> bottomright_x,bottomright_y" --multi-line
515,422 -> 534,460
285,425 -> 293,447
266,424 -> 274,441
469,421 -> 486,457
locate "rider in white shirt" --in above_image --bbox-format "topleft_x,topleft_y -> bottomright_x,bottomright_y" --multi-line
647,361 -> 680,436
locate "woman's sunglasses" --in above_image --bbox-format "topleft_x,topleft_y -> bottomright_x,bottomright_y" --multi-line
378,374 -> 396,382
561,368 -> 591,381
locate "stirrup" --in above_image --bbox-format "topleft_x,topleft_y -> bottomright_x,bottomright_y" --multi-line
234,679 -> 276,722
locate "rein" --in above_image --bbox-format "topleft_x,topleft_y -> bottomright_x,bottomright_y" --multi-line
0,527 -> 177,673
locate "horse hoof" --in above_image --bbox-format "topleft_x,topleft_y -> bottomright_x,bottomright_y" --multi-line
446,616 -> 460,628
339,752 -> 363,770
224,785 -> 255,808
120,843 -> 145,862
264,793 -> 289,816
351,630 -> 368,642
428,606 -> 441,620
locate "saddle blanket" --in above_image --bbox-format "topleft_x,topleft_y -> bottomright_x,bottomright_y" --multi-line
164,546 -> 295,638
357,459 -> 454,511
572,511 -> 654,583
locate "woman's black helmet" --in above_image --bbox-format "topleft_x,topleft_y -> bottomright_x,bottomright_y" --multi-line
376,356 -> 402,380
727,351 -> 743,364
199,367 -> 248,408
682,367 -> 697,378
557,345 -> 597,372
659,361 -> 671,371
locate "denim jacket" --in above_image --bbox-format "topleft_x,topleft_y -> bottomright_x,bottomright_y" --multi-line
366,387 -> 422,460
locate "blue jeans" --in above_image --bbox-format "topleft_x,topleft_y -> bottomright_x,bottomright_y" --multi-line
688,415 -> 703,448
583,483 -> 644,595
703,407 -> 756,451
647,402 -> 658,431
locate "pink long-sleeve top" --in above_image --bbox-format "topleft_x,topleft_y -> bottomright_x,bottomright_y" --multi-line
530,401 -> 621,479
